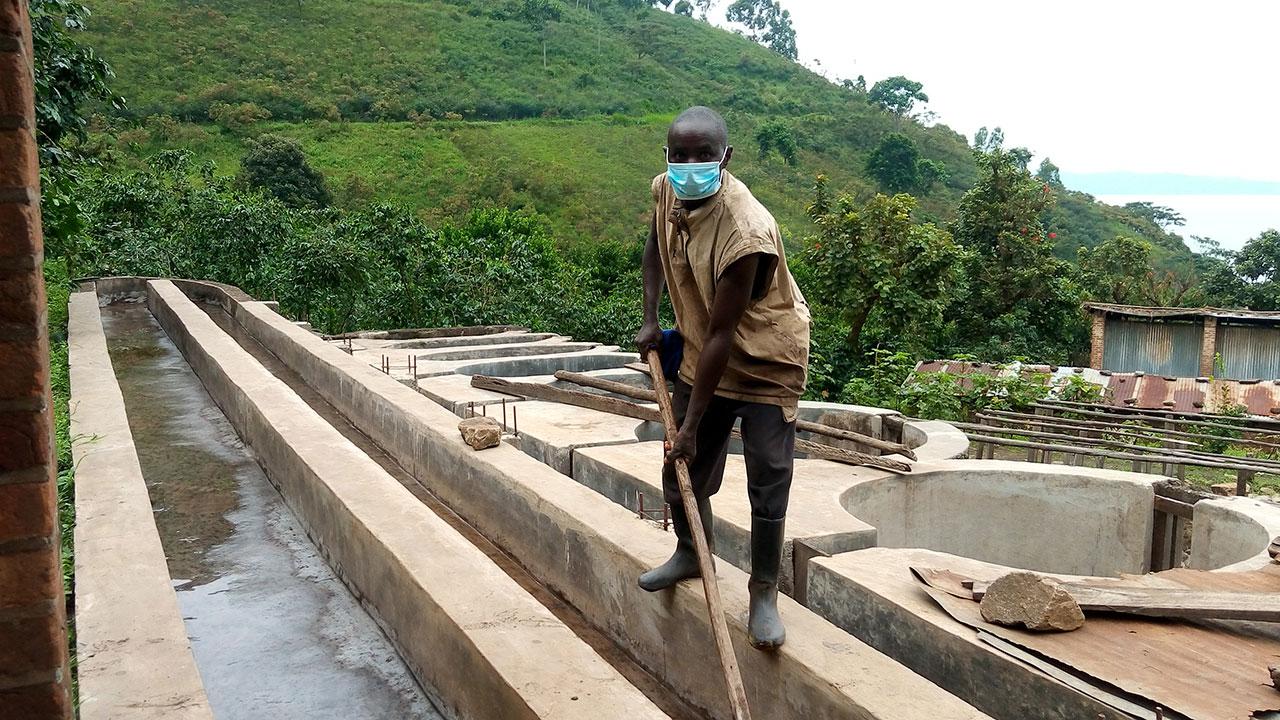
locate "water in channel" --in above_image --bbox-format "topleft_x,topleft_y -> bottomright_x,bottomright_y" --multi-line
101,299 -> 440,720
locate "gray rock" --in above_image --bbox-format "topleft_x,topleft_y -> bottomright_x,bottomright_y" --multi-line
979,572 -> 1085,632
458,416 -> 503,450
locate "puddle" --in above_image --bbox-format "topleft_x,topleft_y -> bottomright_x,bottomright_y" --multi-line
102,300 -> 440,720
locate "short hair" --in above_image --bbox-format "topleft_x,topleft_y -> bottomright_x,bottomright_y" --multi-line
671,106 -> 728,148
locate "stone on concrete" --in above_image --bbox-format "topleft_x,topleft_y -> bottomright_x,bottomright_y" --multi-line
1211,482 -> 1237,497
979,572 -> 1084,632
459,416 -> 502,450
1270,663 -> 1280,689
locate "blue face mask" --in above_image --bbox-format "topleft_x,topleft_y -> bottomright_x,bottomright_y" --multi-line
667,149 -> 727,201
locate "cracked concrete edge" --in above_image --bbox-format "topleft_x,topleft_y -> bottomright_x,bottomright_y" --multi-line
144,280 -> 668,720
224,289 -> 992,719
68,290 -> 215,720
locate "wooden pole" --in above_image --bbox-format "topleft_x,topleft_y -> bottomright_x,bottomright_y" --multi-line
643,349 -> 752,720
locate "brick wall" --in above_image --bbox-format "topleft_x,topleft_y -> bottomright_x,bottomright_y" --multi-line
0,1 -> 72,717
1088,311 -> 1106,370
1199,316 -> 1218,377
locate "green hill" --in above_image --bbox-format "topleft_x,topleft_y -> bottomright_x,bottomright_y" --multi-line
84,0 -> 1190,259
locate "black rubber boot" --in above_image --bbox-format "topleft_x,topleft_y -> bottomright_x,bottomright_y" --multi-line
747,516 -> 786,649
638,497 -> 714,592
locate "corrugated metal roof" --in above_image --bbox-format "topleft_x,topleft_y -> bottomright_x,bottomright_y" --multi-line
1087,302 -> 1280,322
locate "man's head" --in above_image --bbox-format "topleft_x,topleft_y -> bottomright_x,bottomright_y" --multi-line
666,106 -> 732,167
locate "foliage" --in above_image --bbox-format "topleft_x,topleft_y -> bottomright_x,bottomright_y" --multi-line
839,354 -> 1052,422
30,0 -> 123,165
1122,201 -> 1186,229
754,118 -> 797,165
804,176 -> 961,351
70,153 -> 649,345
1035,157 -> 1062,187
725,0 -> 798,60
208,101 -> 272,131
1077,236 -> 1156,304
1193,231 -> 1280,310
948,147 -> 1086,362
864,132 -> 947,194
1054,374 -> 1104,404
239,133 -> 332,208
868,76 -> 928,117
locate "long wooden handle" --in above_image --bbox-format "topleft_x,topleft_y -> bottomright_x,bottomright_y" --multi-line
644,349 -> 752,720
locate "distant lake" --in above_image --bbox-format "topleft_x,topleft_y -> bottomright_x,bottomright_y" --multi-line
1094,194 -> 1280,251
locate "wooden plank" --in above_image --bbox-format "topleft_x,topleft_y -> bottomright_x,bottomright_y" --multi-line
477,375 -> 911,473
1149,509 -> 1170,571
1033,402 -> 1260,435
643,349 -> 753,720
960,431 -> 1280,476
470,375 -> 660,422
1153,495 -> 1195,520
979,409 -> 1280,452
555,369 -> 919,460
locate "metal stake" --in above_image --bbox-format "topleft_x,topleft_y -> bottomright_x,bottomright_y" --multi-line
513,405 -> 519,437
502,399 -> 508,432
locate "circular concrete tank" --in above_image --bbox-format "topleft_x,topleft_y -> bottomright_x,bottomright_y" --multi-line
840,463 -> 1159,577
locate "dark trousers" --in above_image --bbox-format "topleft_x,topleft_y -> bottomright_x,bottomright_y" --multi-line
662,379 -> 796,520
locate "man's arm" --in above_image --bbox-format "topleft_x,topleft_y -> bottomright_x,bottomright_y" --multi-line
634,211 -> 664,351
666,252 -> 762,464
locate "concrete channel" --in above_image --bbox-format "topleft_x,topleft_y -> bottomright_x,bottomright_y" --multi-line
99,300 -> 438,720
72,282 -> 671,720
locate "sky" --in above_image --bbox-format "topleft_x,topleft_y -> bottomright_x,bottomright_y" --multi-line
708,1 -> 1280,246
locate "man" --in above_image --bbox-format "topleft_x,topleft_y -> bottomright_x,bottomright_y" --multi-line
635,106 -> 810,650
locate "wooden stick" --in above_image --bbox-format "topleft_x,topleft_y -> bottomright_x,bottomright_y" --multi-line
1041,398 -> 1280,431
555,369 -> 917,459
1032,402 -> 1264,435
471,375 -> 659,422
643,349 -> 752,720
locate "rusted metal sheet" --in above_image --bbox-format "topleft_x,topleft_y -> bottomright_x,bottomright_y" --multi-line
1101,317 -> 1201,377
918,567 -> 1280,720
1086,302 -> 1280,321
916,362 -> 1280,418
1216,323 -> 1280,381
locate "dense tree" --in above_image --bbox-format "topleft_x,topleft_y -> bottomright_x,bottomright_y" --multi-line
239,134 -> 332,209
1122,201 -> 1186,229
1078,236 -> 1156,304
864,133 -> 947,194
755,119 -> 798,165
725,0 -> 798,60
948,148 -> 1086,361
1036,157 -> 1062,188
868,76 -> 928,117
673,0 -> 694,15
1232,229 -> 1280,310
841,75 -> 867,93
519,0 -> 564,68
805,176 -> 961,349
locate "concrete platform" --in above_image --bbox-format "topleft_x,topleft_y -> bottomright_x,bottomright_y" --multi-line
220,286 -> 991,720
146,280 -> 668,720
574,442 -> 879,595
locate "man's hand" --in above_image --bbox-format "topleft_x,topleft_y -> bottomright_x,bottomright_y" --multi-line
664,425 -> 697,465
634,322 -> 662,352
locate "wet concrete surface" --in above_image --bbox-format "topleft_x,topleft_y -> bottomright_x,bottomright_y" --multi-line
102,299 -> 441,720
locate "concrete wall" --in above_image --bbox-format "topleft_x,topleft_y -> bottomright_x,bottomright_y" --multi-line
0,3 -> 71,714
1187,495 -> 1280,571
840,462 -> 1156,576
67,292 -> 214,720
145,281 -> 667,720
221,287 -> 990,720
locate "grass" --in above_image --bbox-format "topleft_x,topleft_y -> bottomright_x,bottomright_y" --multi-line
44,256 -> 77,702
82,0 -> 1190,258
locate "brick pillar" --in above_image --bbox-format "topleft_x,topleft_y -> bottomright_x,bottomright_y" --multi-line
0,1 -> 72,717
1200,316 -> 1218,377
1089,311 -> 1106,370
